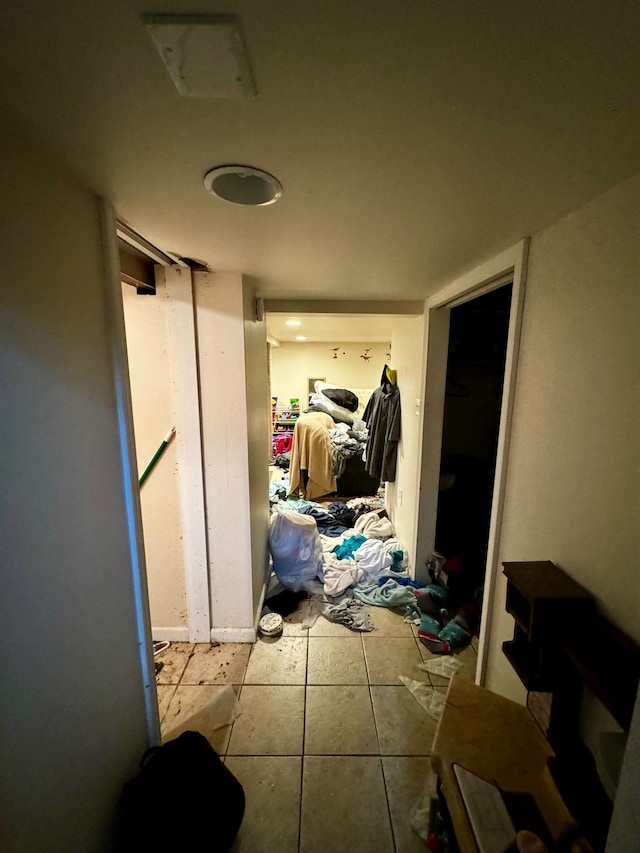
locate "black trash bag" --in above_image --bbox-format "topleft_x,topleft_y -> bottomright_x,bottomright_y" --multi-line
116,730 -> 245,852
323,387 -> 359,412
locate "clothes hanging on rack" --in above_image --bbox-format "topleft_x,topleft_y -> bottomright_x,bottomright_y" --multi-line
363,365 -> 401,482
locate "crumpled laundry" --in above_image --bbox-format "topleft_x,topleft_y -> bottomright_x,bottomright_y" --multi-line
353,510 -> 394,540
332,535 -> 367,560
347,497 -> 385,517
269,482 -> 287,503
323,553 -> 366,597
416,608 -> 472,654
274,452 -> 291,470
328,501 -> 356,529
311,592 -> 373,632
329,423 -> 366,477
298,505 -> 349,537
353,538 -> 403,578
378,576 -> 422,589
353,578 -> 417,607
281,498 -> 321,513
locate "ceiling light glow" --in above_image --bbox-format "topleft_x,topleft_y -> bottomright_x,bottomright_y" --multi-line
295,336 -> 307,341
285,320 -> 301,326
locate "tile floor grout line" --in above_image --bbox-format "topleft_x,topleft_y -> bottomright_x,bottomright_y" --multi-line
379,754 -> 399,853
364,618 -> 397,852
298,620 -> 311,853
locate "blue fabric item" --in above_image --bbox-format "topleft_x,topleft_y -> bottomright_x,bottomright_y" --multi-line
284,498 -> 321,512
333,535 -> 367,560
423,584 -> 450,605
390,550 -> 404,572
298,505 -> 349,538
328,501 -> 356,528
419,614 -> 441,635
438,619 -> 471,649
377,576 -> 421,589
353,578 -> 417,607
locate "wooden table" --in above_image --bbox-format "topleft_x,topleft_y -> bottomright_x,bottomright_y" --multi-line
431,676 -> 575,852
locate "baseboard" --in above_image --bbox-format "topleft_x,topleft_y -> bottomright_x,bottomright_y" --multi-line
152,626 -> 190,642
210,627 -> 256,643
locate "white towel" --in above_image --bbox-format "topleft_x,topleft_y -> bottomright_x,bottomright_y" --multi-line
323,553 -> 366,597
353,510 -> 394,540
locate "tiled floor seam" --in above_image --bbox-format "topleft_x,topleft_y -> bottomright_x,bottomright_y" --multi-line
299,631 -> 310,852
379,757 -> 399,853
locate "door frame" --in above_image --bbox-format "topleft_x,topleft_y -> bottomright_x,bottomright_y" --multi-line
414,239 -> 529,685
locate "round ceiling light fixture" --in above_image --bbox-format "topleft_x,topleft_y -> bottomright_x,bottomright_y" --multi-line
203,165 -> 282,206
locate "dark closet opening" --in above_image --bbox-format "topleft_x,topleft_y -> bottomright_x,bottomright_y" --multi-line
434,283 -> 513,627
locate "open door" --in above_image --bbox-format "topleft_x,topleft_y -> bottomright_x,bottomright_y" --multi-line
414,240 -> 529,684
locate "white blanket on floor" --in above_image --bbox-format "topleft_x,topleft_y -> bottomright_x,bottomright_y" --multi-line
353,510 -> 394,539
323,553 -> 366,597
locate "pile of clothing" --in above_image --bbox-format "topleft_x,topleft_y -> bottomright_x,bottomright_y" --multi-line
328,422 -> 368,478
267,498 -> 468,651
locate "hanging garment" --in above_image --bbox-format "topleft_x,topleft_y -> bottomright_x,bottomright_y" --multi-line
363,365 -> 401,482
287,412 -> 337,500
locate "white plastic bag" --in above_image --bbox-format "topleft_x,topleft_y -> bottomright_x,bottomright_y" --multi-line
418,657 -> 463,679
398,675 -> 446,721
269,509 -> 323,592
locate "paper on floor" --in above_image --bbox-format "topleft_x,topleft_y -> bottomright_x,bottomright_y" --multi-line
398,676 -> 446,721
418,656 -> 463,679
163,684 -> 241,743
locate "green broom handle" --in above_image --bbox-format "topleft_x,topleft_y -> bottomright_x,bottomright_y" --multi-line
139,426 -> 176,487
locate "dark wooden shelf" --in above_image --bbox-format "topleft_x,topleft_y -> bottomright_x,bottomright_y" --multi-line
502,640 -> 553,692
502,561 -> 594,688
503,561 -> 592,601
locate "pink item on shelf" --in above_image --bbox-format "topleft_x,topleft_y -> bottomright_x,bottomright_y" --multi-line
273,433 -> 292,455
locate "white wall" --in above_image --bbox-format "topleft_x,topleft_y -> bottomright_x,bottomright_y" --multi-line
270,341 -> 390,408
196,272 -> 266,638
485,171 -> 640,702
121,282 -> 187,632
0,114 -> 151,850
243,285 -> 271,613
386,315 -> 426,570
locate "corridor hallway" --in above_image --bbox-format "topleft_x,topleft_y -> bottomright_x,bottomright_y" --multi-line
156,604 -> 477,852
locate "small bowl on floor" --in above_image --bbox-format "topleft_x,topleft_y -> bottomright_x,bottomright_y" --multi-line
258,612 -> 284,638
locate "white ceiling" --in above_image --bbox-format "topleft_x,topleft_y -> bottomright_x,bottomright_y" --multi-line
2,2 -> 640,301
266,313 -> 396,343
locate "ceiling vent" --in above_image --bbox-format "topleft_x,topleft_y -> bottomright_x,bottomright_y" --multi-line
142,14 -> 256,98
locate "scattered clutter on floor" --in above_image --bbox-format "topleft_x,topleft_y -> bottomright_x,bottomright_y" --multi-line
264,486 -> 476,654
258,612 -> 284,638
409,768 -> 455,852
153,639 -> 170,675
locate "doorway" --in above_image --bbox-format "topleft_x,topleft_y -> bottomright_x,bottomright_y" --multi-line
433,284 -> 512,633
414,239 -> 529,685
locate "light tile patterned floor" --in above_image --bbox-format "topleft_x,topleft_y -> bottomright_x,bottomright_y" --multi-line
156,604 -> 478,853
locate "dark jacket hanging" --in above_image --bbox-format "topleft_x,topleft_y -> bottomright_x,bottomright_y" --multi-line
363,365 -> 401,482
